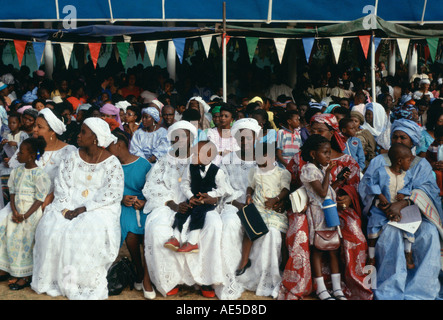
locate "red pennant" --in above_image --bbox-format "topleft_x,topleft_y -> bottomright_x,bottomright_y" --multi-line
13,40 -> 27,66
424,44 -> 430,62
88,43 -> 102,69
221,34 -> 231,54
359,35 -> 371,59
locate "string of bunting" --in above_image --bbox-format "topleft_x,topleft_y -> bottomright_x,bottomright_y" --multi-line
2,33 -> 441,69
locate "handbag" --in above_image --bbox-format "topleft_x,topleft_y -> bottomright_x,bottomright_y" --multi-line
107,257 -> 137,296
237,203 -> 269,241
313,230 -> 340,251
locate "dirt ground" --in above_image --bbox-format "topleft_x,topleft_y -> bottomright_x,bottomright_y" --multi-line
0,242 -> 291,301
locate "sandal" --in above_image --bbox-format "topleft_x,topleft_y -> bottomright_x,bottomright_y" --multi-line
332,289 -> 347,300
9,277 -> 31,291
317,289 -> 335,300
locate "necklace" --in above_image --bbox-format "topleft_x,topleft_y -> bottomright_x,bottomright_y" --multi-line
82,148 -> 104,198
41,139 -> 58,167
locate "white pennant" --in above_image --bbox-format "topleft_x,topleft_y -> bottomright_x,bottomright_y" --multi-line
145,41 -> 158,66
123,35 -> 131,43
397,38 -> 410,63
114,44 -> 120,62
274,38 -> 287,64
330,37 -> 343,64
201,35 -> 212,58
60,43 -> 74,69
216,36 -> 221,48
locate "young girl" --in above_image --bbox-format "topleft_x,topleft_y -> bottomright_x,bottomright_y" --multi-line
1,113 -> 29,154
0,137 -> 50,290
236,142 -> 291,298
299,134 -> 346,300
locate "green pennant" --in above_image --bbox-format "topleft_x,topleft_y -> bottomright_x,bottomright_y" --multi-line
245,37 -> 259,63
116,42 -> 130,67
426,38 -> 439,63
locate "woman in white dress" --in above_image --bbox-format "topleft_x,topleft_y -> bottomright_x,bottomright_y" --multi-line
31,118 -> 124,300
217,118 -> 260,300
143,120 -> 225,298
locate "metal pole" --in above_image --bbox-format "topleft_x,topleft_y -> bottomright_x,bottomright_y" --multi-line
371,0 -> 378,103
222,2 -> 227,103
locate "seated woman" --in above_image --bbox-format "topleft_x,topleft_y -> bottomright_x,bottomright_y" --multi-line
142,120 -> 225,298
359,118 -> 443,300
217,118 -> 261,300
100,103 -> 124,130
129,107 -> 169,164
31,118 -> 124,300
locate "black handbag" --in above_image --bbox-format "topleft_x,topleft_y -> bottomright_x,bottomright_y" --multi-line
237,203 -> 269,241
107,257 -> 137,296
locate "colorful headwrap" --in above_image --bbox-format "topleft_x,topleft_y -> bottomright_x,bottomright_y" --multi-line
100,103 -> 123,130
310,113 -> 346,151
141,106 -> 160,123
391,118 -> 422,147
391,103 -> 418,122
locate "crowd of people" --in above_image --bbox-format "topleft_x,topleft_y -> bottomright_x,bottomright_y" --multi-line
0,56 -> 441,301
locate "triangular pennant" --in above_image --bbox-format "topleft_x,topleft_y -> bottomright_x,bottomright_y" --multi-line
88,43 -> 101,69
60,42 -> 74,69
359,35 -> 371,59
172,38 -> 186,64
245,37 -> 259,63
32,42 -> 46,68
13,40 -> 27,67
373,37 -> 382,53
216,36 -> 221,48
145,41 -> 158,66
302,37 -> 315,63
116,42 -> 130,67
274,38 -> 287,64
426,38 -> 439,63
397,38 -> 410,63
330,37 -> 343,64
201,35 -> 212,58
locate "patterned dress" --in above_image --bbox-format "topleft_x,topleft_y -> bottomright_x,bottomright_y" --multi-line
0,166 -> 50,277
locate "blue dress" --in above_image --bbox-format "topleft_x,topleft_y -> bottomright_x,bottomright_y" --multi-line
129,127 -> 169,161
120,157 -> 152,246
360,153 -> 443,300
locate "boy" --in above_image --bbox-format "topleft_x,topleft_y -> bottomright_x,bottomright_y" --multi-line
164,140 -> 232,253
339,118 -> 366,172
276,110 -> 302,167
366,143 -> 415,269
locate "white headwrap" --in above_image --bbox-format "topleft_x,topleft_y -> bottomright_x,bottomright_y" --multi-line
115,100 -> 131,112
151,99 -> 164,111
141,106 -> 160,123
167,120 -> 198,142
39,107 -> 67,135
231,118 -> 261,138
83,117 -> 118,148
361,102 -> 387,137
419,78 -> 431,86
189,96 -> 211,113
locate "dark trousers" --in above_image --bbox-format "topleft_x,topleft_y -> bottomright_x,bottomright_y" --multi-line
172,203 -> 216,232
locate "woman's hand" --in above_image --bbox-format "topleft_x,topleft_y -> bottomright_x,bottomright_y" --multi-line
246,194 -> 253,205
264,197 -> 279,210
384,200 -> 407,222
64,207 -> 86,220
122,195 -> 136,207
336,194 -> 352,210
133,198 -> 146,211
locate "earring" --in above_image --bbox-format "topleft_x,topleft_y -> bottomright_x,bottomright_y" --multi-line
94,140 -> 97,145
50,135 -> 53,141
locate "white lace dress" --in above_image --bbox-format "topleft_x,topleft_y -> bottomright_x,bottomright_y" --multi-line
217,152 -> 256,300
31,150 -> 124,300
142,152 -> 224,297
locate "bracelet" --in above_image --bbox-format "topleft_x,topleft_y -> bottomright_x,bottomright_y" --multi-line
246,194 -> 252,198
275,195 -> 280,201
62,209 -> 69,217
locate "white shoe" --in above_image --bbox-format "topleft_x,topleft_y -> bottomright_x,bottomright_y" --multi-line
143,285 -> 156,300
134,282 -> 143,291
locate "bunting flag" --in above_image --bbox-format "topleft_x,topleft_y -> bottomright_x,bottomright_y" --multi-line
426,38 -> 439,63
88,43 -> 101,69
221,34 -> 231,55
116,42 -> 130,67
216,36 -> 221,48
201,35 -> 212,58
32,41 -> 46,68
13,40 -> 27,67
172,38 -> 186,64
145,40 -> 158,66
330,37 -> 343,64
373,37 -> 382,53
358,35 -> 371,59
60,42 -> 74,69
302,37 -> 315,63
274,38 -> 287,64
397,38 -> 410,63
245,37 -> 259,63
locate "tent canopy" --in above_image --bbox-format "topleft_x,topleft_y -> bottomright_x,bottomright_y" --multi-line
1,0 -> 441,24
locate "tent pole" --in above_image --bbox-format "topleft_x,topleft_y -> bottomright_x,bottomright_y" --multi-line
371,31 -> 376,103
222,1 -> 227,103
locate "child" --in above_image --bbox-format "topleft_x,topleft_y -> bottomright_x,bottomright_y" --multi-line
0,137 -> 50,290
276,110 -> 302,168
426,125 -> 443,196
236,143 -> 291,283
299,134 -> 346,300
1,113 -> 29,154
164,140 -> 231,253
366,143 -> 414,269
339,118 -> 366,171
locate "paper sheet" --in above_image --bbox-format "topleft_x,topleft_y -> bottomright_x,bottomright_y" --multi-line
387,204 -> 422,234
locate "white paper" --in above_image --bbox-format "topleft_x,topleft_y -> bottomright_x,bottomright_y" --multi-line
2,144 -> 15,158
387,204 -> 422,234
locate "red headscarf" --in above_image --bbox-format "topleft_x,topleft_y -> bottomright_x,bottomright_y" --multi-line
310,113 -> 346,152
